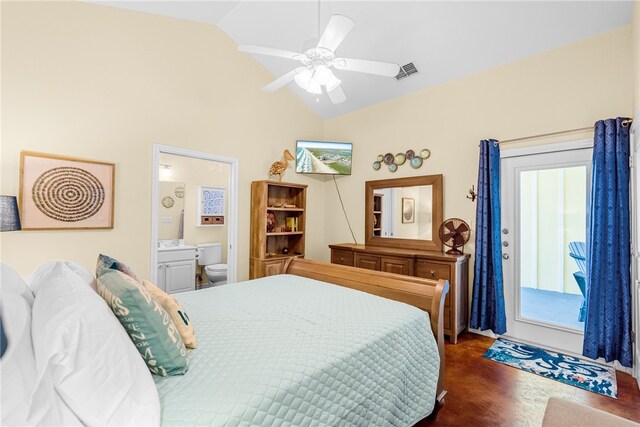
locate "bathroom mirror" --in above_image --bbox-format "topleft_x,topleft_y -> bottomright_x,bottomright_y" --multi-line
365,175 -> 443,251
158,181 -> 185,240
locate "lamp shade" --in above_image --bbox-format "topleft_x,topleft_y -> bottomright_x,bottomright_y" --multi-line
0,196 -> 21,232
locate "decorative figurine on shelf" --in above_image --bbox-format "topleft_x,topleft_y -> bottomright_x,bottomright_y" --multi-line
269,149 -> 295,181
266,212 -> 276,232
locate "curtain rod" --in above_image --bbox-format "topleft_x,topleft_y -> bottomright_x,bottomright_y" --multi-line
480,119 -> 633,146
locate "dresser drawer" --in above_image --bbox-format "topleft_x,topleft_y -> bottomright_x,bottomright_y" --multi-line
416,261 -> 452,307
331,249 -> 354,266
416,261 -> 451,281
354,253 -> 381,271
381,256 -> 414,276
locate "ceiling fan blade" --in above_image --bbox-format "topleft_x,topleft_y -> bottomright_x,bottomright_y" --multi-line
333,58 -> 400,77
327,85 -> 347,104
263,67 -> 305,92
238,44 -> 301,60
317,15 -> 355,52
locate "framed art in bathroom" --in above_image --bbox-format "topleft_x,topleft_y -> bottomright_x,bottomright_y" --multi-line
197,186 -> 225,226
19,151 -> 115,230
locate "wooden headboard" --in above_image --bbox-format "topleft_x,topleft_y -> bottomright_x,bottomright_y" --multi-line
283,257 -> 449,402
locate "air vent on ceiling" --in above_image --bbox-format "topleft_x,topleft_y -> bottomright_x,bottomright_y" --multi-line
395,62 -> 418,81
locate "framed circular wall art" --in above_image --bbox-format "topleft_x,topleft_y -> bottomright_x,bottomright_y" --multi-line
19,151 -> 115,230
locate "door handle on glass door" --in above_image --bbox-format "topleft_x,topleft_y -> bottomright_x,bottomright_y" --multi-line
502,253 -> 509,260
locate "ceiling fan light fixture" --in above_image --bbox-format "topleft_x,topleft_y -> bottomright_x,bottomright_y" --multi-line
313,65 -> 333,85
294,66 -> 336,94
307,78 -> 322,95
324,73 -> 341,92
314,66 -> 341,92
294,68 -> 313,90
240,13 -> 399,105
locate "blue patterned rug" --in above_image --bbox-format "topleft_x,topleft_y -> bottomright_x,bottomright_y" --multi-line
483,338 -> 617,398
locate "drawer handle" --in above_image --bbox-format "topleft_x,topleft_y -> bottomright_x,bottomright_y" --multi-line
340,257 -> 345,262
430,270 -> 436,277
159,265 -> 164,269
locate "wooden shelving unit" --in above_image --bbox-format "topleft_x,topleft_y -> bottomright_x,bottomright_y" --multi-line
250,180 -> 307,279
373,193 -> 383,237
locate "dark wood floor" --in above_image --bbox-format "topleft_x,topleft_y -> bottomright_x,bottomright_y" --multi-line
418,333 -> 640,426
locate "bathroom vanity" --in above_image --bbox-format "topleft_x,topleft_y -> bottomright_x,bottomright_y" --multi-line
157,245 -> 196,293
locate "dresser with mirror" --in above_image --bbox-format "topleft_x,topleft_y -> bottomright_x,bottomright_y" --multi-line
329,174 -> 470,343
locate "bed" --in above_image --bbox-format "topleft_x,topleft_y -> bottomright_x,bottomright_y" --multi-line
155,258 -> 449,426
1,257 -> 448,426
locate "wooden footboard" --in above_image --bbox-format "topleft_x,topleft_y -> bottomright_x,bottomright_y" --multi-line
283,257 -> 450,402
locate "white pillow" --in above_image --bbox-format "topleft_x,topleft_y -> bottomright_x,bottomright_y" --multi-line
29,260 -> 96,294
0,263 -> 34,306
31,262 -> 161,426
0,273 -> 79,426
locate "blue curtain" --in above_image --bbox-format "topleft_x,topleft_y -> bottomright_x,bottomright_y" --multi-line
470,139 -> 506,334
583,118 -> 632,367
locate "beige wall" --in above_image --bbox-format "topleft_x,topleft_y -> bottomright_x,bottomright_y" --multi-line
0,2 -> 634,287
0,1 -> 324,280
323,26 -> 632,273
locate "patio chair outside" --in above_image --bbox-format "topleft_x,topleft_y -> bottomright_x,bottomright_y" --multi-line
568,241 -> 587,322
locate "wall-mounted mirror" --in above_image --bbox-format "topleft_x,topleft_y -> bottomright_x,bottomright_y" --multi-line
158,181 -> 186,240
365,175 -> 443,251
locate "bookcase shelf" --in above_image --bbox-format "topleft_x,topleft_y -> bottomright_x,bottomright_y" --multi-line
267,207 -> 305,212
266,231 -> 304,236
373,193 -> 383,237
250,180 -> 307,279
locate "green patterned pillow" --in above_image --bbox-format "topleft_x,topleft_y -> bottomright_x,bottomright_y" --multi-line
97,270 -> 188,376
96,254 -> 140,282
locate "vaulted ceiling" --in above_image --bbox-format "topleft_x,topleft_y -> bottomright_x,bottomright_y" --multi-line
95,1 -> 633,119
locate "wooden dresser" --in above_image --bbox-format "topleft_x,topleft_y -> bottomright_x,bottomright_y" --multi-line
329,243 -> 470,343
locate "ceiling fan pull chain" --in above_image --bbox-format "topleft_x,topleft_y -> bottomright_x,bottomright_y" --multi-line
317,0 -> 321,41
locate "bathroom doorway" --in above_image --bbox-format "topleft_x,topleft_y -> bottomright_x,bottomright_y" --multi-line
151,145 -> 238,291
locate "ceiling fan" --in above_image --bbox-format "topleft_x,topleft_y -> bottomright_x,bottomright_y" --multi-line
238,14 -> 400,104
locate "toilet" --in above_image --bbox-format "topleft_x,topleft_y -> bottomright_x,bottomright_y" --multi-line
196,243 -> 227,286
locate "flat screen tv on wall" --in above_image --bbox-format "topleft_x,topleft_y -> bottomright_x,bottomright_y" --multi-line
295,140 -> 353,175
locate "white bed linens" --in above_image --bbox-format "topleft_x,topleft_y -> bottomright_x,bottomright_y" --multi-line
155,274 -> 439,426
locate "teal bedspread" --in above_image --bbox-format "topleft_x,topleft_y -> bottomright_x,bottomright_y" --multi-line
154,274 -> 439,426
